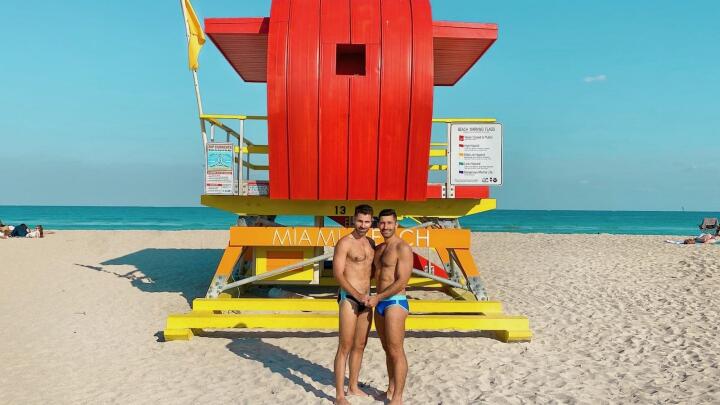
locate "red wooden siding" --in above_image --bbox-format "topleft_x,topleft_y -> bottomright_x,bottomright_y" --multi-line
207,19 -> 497,87
205,3 -> 498,202
286,0 -> 321,199
266,1 -> 290,198
405,0 -> 433,200
347,0 -> 381,200
376,0 -> 412,200
204,18 -> 269,83
432,21 -> 498,86
318,0 -> 351,200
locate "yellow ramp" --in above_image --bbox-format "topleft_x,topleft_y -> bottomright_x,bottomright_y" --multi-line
164,312 -> 531,342
192,297 -> 504,314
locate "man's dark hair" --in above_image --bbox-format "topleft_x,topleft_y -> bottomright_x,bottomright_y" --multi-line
354,204 -> 373,217
378,208 -> 397,220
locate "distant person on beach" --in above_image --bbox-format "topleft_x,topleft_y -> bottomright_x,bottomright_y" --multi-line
0,224 -> 45,239
368,208 -> 413,405
26,225 -> 44,238
683,229 -> 719,244
332,204 -> 375,405
0,220 -> 10,238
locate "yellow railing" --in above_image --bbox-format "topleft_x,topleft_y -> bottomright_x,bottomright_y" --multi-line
198,114 -> 495,193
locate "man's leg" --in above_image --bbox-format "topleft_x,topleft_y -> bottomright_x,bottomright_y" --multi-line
374,311 -> 395,400
347,307 -> 372,396
384,307 -> 409,405
334,302 -> 358,405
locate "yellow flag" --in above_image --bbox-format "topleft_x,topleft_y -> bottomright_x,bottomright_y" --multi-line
183,0 -> 206,70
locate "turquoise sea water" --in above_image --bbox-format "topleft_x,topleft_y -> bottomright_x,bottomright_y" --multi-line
1,206 -> 718,236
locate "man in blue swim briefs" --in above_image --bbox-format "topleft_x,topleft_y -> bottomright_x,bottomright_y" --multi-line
332,204 -> 375,405
367,208 -> 413,405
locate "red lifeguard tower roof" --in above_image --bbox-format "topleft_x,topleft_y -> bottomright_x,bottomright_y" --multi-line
205,17 -> 497,86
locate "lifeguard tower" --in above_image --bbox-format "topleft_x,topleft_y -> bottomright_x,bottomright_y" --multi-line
164,0 -> 531,342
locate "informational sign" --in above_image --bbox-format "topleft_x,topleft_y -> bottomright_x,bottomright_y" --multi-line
449,123 -> 502,186
205,143 -> 235,195
245,180 -> 269,196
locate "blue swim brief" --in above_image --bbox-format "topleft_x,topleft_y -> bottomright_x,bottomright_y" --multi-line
375,294 -> 409,316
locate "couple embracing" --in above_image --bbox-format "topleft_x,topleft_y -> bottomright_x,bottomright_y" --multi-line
333,205 -> 413,405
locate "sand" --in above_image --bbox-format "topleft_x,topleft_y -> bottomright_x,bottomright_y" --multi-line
1,231 -> 719,404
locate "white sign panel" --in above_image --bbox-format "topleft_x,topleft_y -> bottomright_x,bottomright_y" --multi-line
449,123 -> 503,186
205,143 -> 235,195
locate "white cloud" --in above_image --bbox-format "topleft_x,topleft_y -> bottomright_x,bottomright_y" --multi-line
583,74 -> 607,83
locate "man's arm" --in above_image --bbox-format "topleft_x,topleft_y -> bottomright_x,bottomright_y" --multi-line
374,243 -> 413,301
332,238 -> 364,299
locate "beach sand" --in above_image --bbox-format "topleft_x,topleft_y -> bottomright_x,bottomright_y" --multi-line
1,231 -> 719,404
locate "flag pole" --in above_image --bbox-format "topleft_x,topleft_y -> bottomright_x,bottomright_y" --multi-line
180,0 -> 208,147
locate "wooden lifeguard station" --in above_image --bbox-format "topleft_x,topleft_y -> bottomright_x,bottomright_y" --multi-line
164,0 -> 531,342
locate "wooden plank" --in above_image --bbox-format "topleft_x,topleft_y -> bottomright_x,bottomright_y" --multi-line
377,0 -> 412,200
453,248 -> 479,277
229,227 -> 471,249
454,185 -> 490,199
287,0 -> 321,199
432,21 -> 498,86
166,312 -> 530,332
201,195 -> 497,217
192,297 -> 504,314
405,0 -> 434,200
266,0 -> 290,198
318,0 -> 351,200
213,246 -> 244,278
347,0 -> 381,200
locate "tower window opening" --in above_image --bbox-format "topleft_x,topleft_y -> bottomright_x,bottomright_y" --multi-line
336,44 -> 366,76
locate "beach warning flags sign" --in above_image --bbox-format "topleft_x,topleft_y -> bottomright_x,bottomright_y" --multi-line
182,0 -> 206,70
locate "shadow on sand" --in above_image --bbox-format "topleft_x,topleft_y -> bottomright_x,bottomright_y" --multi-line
219,330 -> 493,402
226,338 -> 385,402
75,248 -> 224,305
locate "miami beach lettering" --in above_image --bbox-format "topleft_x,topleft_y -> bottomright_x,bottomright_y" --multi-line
271,228 -> 431,247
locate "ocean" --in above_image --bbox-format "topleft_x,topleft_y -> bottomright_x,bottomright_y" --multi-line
1,206 -> 717,236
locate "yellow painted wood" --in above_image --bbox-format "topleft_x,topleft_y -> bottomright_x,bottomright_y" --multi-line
191,298 -> 504,314
444,287 -> 478,301
236,145 -> 268,154
453,248 -> 480,277
316,276 -> 442,288
166,312 -> 529,332
253,246 -> 315,282
241,161 -> 269,171
202,196 -> 496,217
496,330 -> 533,342
163,328 -> 194,341
436,248 -> 451,265
213,246 -> 243,278
229,227 -> 470,249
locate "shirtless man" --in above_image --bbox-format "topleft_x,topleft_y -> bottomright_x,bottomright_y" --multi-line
367,208 -> 413,405
332,204 -> 375,405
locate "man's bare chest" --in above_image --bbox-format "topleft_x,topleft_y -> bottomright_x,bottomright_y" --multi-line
347,244 -> 373,264
375,246 -> 398,269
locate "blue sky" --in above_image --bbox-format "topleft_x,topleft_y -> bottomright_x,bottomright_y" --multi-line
1,0 -> 718,210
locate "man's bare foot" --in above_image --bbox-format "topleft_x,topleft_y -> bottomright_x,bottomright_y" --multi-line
347,387 -> 369,397
388,399 -> 403,405
334,396 -> 351,405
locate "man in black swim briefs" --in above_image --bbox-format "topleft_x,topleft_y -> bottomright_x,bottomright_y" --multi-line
332,204 -> 375,405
